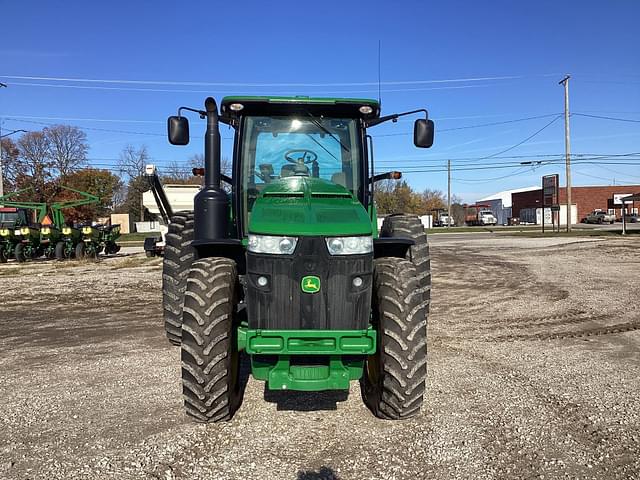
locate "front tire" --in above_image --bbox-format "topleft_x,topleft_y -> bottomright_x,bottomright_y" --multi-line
162,211 -> 195,346
181,257 -> 242,423
361,257 -> 429,420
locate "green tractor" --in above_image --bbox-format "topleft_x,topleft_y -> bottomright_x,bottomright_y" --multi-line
0,206 -> 32,262
0,189 -> 48,263
163,96 -> 434,422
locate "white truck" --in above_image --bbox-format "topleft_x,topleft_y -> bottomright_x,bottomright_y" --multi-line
584,210 -> 615,224
438,213 -> 455,226
465,204 -> 498,226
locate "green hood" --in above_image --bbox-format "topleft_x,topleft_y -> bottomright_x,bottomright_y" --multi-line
249,177 -> 372,236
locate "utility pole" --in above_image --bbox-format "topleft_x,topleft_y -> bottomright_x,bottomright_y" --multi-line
559,75 -> 572,232
0,83 -> 6,197
447,159 -> 451,229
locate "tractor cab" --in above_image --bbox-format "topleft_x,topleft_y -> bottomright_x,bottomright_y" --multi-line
0,207 -> 29,228
164,95 -> 435,422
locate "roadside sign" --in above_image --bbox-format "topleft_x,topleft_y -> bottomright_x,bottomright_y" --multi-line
542,174 -> 559,207
613,193 -> 633,205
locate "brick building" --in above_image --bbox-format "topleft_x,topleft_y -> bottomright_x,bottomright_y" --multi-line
512,185 -> 640,223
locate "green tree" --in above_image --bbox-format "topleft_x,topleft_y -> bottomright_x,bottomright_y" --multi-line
57,168 -> 123,222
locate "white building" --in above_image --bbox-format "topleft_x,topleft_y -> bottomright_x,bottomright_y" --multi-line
478,186 -> 539,225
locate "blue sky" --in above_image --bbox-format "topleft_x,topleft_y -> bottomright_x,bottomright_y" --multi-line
1,0 -> 639,202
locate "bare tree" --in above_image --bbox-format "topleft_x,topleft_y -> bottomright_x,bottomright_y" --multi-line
1,137 -> 20,192
118,145 -> 151,222
160,160 -> 197,184
45,125 -> 88,177
117,144 -> 149,179
16,131 -> 52,200
189,153 -> 232,177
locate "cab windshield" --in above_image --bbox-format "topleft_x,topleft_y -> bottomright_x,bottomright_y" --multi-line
0,211 -> 21,226
240,116 -> 363,226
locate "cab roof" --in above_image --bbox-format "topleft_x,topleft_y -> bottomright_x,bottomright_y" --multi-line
220,96 -> 380,119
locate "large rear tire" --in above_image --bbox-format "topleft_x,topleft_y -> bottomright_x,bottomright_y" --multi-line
0,249 -> 7,263
181,257 -> 242,423
380,214 -> 431,310
162,211 -> 195,346
361,257 -> 429,420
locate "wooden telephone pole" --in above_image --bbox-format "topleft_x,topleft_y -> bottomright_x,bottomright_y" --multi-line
559,75 -> 572,232
447,159 -> 451,229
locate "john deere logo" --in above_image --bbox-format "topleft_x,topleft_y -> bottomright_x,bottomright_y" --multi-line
301,275 -> 321,294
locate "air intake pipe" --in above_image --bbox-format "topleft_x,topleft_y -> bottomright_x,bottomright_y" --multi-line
193,97 -> 229,242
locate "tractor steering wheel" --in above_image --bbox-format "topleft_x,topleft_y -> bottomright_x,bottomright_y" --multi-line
284,149 -> 318,165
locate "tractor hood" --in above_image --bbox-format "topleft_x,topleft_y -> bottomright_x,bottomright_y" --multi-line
248,177 -> 372,236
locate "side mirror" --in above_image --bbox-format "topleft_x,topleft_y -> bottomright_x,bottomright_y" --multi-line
168,116 -> 189,145
414,119 -> 434,148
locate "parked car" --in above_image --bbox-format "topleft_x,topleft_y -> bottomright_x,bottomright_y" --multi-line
622,213 -> 639,223
584,210 -> 615,224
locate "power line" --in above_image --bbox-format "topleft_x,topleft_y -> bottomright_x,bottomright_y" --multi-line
4,80 -> 517,96
480,115 -> 563,159
0,73 -> 551,87
572,112 -> 640,123
2,117 -> 234,140
372,113 -> 561,137
3,114 -> 164,124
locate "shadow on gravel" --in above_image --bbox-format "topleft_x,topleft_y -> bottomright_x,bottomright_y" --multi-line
264,388 -> 349,411
297,466 -> 341,479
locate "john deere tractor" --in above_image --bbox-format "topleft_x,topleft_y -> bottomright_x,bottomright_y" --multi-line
0,189 -> 48,262
163,96 -> 434,422
0,207 -> 31,262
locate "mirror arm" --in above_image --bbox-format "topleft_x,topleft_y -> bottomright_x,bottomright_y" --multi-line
369,171 -> 402,184
177,107 -> 235,126
178,106 -> 206,119
365,108 -> 428,128
192,168 -> 232,185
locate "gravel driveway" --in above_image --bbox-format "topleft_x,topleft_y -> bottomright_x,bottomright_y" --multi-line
0,236 -> 639,479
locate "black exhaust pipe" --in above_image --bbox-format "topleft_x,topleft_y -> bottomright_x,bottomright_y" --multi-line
193,97 -> 229,243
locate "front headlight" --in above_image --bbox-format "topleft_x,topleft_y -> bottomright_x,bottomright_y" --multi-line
0,228 -> 9,236
20,227 -> 30,235
325,236 -> 373,255
248,234 -> 298,255
82,226 -> 93,234
62,227 -> 72,235
41,227 -> 51,235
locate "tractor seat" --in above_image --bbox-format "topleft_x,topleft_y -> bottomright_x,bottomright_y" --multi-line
281,164 -> 310,178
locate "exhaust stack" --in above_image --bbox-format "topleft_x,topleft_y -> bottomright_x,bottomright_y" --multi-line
193,97 -> 229,242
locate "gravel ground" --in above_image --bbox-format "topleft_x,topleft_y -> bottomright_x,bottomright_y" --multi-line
0,236 -> 639,480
